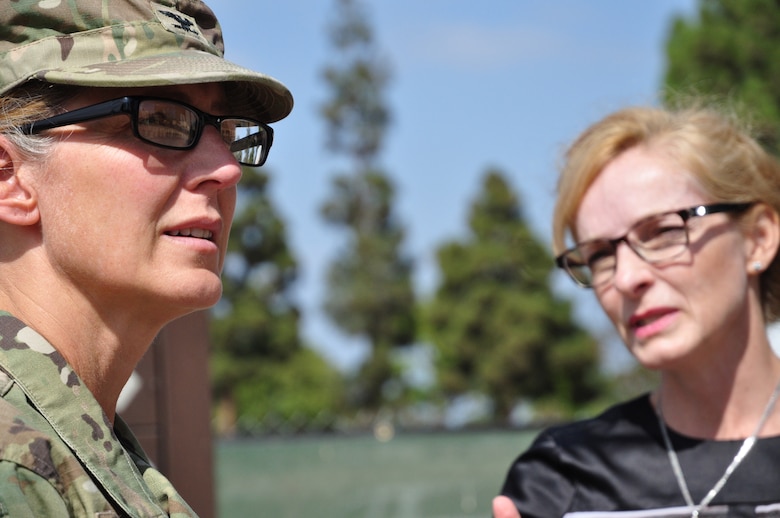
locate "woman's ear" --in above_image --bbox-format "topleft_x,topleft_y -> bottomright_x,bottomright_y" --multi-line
0,136 -> 40,226
744,202 -> 780,275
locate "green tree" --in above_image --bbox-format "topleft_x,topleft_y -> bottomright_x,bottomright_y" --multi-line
664,0 -> 780,151
425,170 -> 602,422
320,0 -> 416,410
210,168 -> 343,436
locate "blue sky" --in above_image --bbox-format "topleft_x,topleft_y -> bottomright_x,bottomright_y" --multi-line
205,0 -> 698,373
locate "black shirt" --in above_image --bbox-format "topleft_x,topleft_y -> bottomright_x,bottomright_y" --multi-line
499,394 -> 780,517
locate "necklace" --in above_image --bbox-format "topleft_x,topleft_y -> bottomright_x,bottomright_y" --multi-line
656,380 -> 780,518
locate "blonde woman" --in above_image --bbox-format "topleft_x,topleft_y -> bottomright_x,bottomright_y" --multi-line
495,104 -> 780,517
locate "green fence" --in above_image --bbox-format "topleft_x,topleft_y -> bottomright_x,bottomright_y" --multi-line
215,429 -> 535,518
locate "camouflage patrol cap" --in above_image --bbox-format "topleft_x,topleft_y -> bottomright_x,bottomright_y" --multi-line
0,0 -> 293,123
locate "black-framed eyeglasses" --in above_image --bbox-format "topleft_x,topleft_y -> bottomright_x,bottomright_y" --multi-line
19,96 -> 274,167
555,202 -> 755,288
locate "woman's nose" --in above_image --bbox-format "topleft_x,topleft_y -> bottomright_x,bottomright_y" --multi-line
611,241 -> 654,295
183,126 -> 243,192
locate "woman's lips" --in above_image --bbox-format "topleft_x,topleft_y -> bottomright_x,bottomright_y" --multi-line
629,308 -> 678,339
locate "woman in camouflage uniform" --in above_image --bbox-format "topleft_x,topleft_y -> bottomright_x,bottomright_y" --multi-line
0,1 -> 292,516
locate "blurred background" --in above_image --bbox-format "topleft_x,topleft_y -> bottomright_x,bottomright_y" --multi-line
164,0 -> 780,516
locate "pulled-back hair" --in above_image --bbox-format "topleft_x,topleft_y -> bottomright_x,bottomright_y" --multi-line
553,103 -> 780,321
0,82 -> 77,160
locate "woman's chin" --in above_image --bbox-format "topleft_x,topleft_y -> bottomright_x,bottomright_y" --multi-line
161,278 -> 224,314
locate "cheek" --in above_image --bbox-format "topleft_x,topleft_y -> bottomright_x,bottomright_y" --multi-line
216,187 -> 237,270
594,290 -> 625,332
689,233 -> 748,293
35,174 -> 94,248
688,256 -> 748,317
217,188 -> 237,245
36,150 -> 174,252
219,187 -> 237,222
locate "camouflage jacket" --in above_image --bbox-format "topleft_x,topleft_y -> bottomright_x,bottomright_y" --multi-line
0,312 -> 197,517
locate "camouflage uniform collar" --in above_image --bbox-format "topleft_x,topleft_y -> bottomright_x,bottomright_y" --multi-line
0,312 -> 178,517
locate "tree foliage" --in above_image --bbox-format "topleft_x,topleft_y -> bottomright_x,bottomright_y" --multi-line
664,0 -> 780,152
210,168 -> 343,436
425,170 -> 603,421
321,0 -> 391,164
320,0 -> 416,410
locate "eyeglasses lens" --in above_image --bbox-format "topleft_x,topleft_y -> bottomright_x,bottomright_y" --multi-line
632,213 -> 688,261
226,121 -> 268,166
137,100 -> 199,148
135,100 -> 268,166
564,212 -> 689,287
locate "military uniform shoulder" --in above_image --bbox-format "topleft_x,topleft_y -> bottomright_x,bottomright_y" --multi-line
0,394 -> 72,482
0,351 -> 83,478
0,389 -> 120,515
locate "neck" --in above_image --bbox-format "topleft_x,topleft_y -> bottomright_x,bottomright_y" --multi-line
0,235 -> 185,422
0,288 -> 164,423
654,342 -> 780,439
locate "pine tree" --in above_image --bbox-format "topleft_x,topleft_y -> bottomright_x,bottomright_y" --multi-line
425,170 -> 602,422
664,0 -> 780,152
210,168 -> 342,436
320,0 -> 416,410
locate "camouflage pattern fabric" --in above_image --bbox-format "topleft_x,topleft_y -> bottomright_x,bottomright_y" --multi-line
0,312 -> 197,517
0,0 -> 293,123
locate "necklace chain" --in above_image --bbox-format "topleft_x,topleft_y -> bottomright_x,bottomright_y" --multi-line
656,379 -> 780,518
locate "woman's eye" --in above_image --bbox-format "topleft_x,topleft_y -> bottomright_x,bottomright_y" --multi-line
86,116 -> 132,136
586,248 -> 613,268
653,224 -> 681,235
642,225 -> 685,245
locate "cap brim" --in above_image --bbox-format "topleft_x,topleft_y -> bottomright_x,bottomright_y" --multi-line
32,51 -> 293,123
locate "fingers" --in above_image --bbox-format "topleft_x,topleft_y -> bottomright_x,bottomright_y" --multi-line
492,495 -> 521,518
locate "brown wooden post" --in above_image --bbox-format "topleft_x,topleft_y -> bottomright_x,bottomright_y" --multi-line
119,310 -> 216,518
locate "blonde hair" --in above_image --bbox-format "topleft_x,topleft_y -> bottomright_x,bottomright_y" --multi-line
0,82 -> 77,160
553,103 -> 780,321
